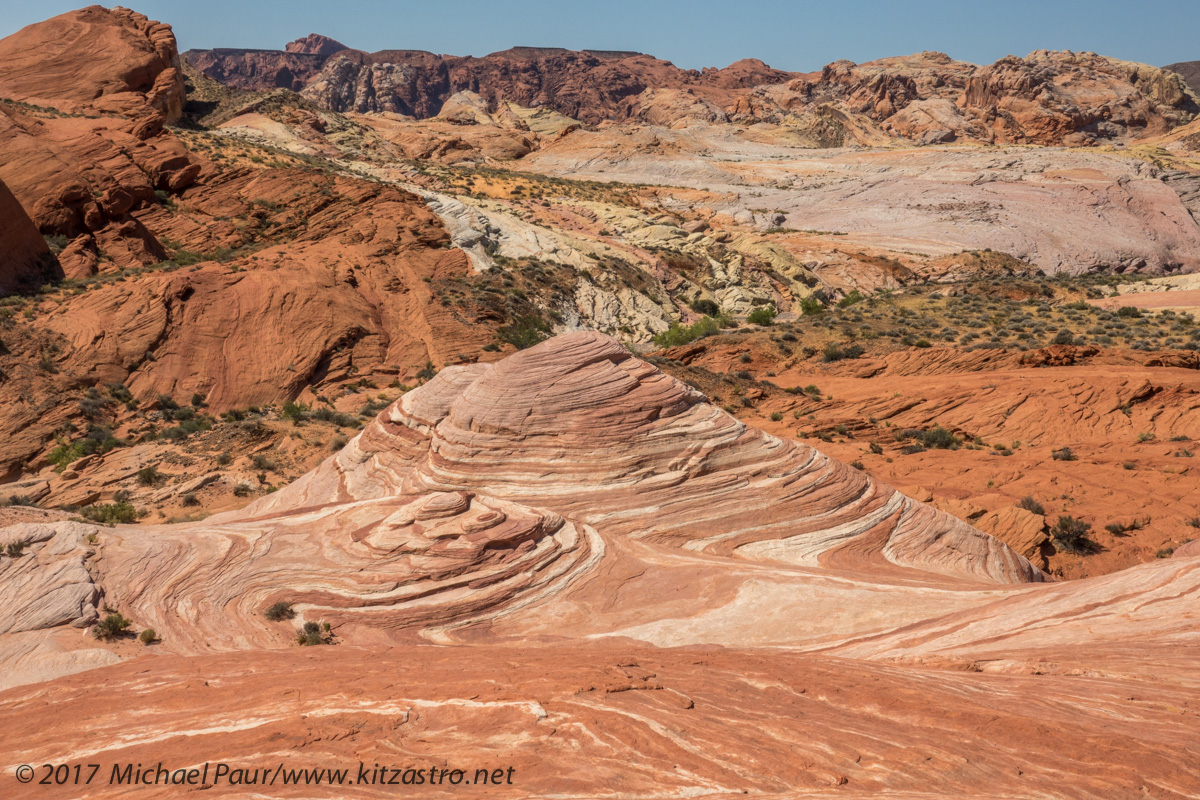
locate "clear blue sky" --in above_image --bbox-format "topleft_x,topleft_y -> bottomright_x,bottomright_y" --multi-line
0,1 -> 1196,71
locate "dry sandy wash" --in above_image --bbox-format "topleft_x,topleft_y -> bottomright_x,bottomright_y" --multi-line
1,331 -> 1198,798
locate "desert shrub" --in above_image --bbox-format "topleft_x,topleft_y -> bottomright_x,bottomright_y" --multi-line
297,620 -> 330,646
93,612 -> 132,640
1052,516 -> 1094,553
181,493 -> 201,507
1187,517 -> 1200,528
653,316 -> 722,349
80,502 -> 138,525
1017,496 -> 1045,516
281,401 -> 309,422
837,290 -> 864,308
899,444 -> 926,455
920,427 -> 960,450
1137,432 -> 1155,443
1116,306 -> 1142,319
850,460 -> 864,470
216,452 -> 232,466
822,342 -> 865,362
1052,329 -> 1075,345
5,540 -> 28,557
498,315 -> 551,350
769,412 -> 783,422
330,434 -> 349,450
747,305 -> 777,326
799,296 -> 824,316
251,454 -> 277,471
139,628 -> 157,645
1174,448 -> 1194,458
136,466 -> 160,486
689,298 -> 720,317
264,601 -> 295,621
869,442 -> 883,455
232,483 -> 253,497
1051,447 -> 1077,462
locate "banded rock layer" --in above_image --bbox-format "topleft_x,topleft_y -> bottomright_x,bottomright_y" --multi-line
257,331 -> 1041,585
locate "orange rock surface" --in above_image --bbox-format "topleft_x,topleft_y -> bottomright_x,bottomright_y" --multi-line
0,334 -> 1198,798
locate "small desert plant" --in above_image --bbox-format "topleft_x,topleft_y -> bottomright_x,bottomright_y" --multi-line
1051,447 -> 1077,462
264,602 -> 295,621
232,483 -> 253,497
139,628 -> 157,645
920,427 -> 960,450
747,305 -> 777,326
1017,496 -> 1045,516
5,539 -> 28,557
136,466 -> 160,486
79,502 -> 138,525
93,612 -> 132,640
297,620 -> 331,646
1052,516 -> 1094,554
181,493 -> 201,507
216,452 -> 233,466
769,412 -> 783,422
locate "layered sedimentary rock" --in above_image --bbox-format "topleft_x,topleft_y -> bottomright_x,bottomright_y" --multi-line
0,5 -> 185,123
0,6 -> 198,273
735,50 -> 1198,146
257,331 -> 1040,585
2,333 -> 1199,797
187,42 -> 794,124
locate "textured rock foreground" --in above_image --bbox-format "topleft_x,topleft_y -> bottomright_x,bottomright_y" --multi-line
1,332 -> 1198,797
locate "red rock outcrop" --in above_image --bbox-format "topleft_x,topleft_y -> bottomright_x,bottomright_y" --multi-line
735,50 -> 1198,145
1,333 -> 1199,798
187,43 -> 794,124
258,332 -> 1041,585
0,7 -> 199,272
0,177 -> 56,292
0,5 -> 185,123
285,33 -> 348,57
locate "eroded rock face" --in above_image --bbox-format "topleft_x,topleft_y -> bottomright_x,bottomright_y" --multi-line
0,6 -> 199,272
0,5 -> 185,123
735,50 -> 1199,146
0,178 -> 56,292
188,43 -> 795,124
2,332 -> 1199,797
285,33 -> 348,57
260,331 -> 1041,585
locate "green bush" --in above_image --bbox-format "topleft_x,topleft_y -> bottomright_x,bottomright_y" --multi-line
653,316 -> 723,349
136,466 -> 160,486
296,620 -> 330,646
5,540 -> 28,558
1052,516 -> 1093,553
837,290 -> 864,308
920,427 -> 960,450
689,298 -> 720,317
93,612 -> 132,640
799,296 -> 824,316
79,502 -> 139,525
139,628 -> 157,645
498,315 -> 552,350
747,305 -> 777,326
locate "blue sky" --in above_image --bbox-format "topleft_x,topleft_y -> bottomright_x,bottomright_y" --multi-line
0,1 -> 1196,71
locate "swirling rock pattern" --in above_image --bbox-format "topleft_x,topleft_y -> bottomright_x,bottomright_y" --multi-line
263,331 -> 1041,585
1,333 -> 1199,798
